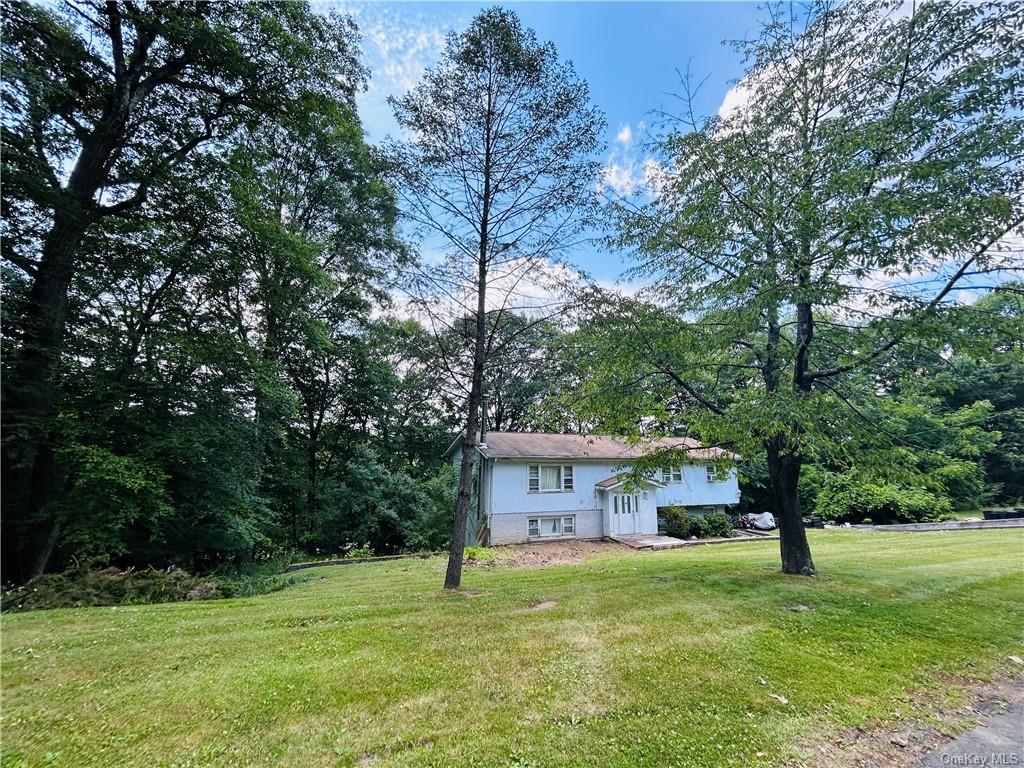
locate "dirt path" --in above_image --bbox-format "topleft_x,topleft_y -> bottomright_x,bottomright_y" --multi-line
791,674 -> 1024,768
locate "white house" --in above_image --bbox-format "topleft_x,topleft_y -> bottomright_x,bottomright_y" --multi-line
447,432 -> 741,545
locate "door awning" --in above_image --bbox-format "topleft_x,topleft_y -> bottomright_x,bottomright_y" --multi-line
594,474 -> 662,492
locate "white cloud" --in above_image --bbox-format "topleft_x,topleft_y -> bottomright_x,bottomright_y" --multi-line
600,156 -> 645,197
595,278 -> 644,298
642,158 -> 668,198
383,256 -> 588,326
599,122 -> 664,199
616,123 -> 633,147
717,81 -> 753,120
318,3 -> 465,141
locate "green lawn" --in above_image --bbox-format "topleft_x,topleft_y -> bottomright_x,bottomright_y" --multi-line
2,530 -> 1023,768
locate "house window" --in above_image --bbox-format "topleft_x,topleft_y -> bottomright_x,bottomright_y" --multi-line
662,466 -> 683,482
705,464 -> 719,482
527,464 -> 574,492
527,515 -> 576,537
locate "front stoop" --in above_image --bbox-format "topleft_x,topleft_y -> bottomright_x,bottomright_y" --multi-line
610,534 -> 689,550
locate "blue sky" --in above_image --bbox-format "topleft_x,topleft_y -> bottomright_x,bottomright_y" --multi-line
326,1 -> 767,284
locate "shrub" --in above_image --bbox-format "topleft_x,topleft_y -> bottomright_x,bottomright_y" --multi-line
1,567 -> 211,611
224,573 -> 308,598
660,506 -> 695,538
344,543 -> 374,559
463,546 -> 494,562
1,558 -> 309,612
813,474 -> 952,524
696,512 -> 734,539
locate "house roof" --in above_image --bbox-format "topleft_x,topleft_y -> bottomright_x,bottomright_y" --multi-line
471,432 -> 738,462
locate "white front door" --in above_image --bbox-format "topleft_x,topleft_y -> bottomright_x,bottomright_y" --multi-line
611,492 -> 639,535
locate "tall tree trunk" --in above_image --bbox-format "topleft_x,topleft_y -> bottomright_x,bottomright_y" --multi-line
446,399 -> 481,588
1,204 -> 90,581
444,81 -> 495,590
766,437 -> 815,575
305,412 -> 319,549
32,516 -> 63,579
444,265 -> 487,589
762,291 -> 816,576
2,103 -> 132,579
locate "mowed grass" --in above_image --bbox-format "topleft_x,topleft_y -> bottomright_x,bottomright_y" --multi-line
2,530 -> 1023,768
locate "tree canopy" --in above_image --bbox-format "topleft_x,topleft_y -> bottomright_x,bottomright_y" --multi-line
592,0 -> 1023,573
0,1 -> 1020,587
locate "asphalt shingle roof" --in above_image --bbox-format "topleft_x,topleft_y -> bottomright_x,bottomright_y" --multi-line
475,432 -> 737,461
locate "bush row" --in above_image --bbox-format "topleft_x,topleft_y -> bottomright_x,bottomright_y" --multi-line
809,474 -> 952,524
660,508 -> 734,539
1,562 -> 308,612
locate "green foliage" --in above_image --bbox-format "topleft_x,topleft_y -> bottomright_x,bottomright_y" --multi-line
660,507 -> 733,539
344,544 -> 374,560
0,0 -> 377,580
583,0 -> 1023,573
812,473 -> 951,525
924,290 -> 1024,504
389,6 -> 604,586
696,512 -> 734,539
307,447 -> 455,557
1,557 -> 311,612
0,567 -> 214,612
401,464 -> 458,552
439,313 -> 577,433
0,0 -> 462,581
463,546 -> 494,562
660,507 -> 696,538
48,441 -> 173,562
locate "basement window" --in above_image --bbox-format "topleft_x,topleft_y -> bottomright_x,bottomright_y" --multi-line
527,515 -> 576,537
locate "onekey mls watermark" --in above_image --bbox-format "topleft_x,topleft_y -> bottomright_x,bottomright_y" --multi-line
940,754 -> 1021,766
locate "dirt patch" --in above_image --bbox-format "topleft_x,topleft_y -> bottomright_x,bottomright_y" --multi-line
787,673 -> 1024,768
470,540 -> 629,569
525,600 -> 558,612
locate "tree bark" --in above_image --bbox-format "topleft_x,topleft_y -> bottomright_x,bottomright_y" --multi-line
305,410 -> 319,549
767,440 -> 815,575
32,516 -> 63,579
444,252 -> 488,589
761,296 -> 815,575
445,399 -> 481,589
